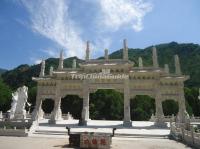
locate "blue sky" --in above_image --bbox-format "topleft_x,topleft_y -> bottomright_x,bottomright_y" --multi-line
0,0 -> 200,69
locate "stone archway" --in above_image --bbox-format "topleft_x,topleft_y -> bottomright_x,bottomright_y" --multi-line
61,95 -> 82,119
89,89 -> 123,120
130,95 -> 155,121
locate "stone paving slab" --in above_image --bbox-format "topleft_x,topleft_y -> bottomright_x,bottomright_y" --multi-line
0,136 -> 192,149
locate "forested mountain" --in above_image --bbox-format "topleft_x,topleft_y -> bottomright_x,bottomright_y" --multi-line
2,42 -> 200,89
109,42 -> 200,87
0,42 -> 200,119
1,57 -> 83,90
0,68 -> 7,74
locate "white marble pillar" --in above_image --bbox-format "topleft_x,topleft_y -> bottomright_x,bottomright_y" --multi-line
174,55 -> 181,75
123,39 -> 128,61
104,49 -> 109,60
177,89 -> 188,123
49,80 -> 63,124
80,82 -> 90,125
58,50 -> 64,70
155,91 -> 166,127
152,46 -> 159,68
39,60 -> 45,77
72,59 -> 76,69
49,97 -> 62,124
49,66 -> 54,76
85,41 -> 90,61
32,95 -> 43,121
0,111 -> 3,119
164,64 -> 169,74
123,79 -> 132,127
138,57 -> 143,68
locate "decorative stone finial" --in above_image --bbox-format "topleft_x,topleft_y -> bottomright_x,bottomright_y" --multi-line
164,64 -> 169,73
39,60 -> 45,77
123,39 -> 128,60
58,50 -> 64,70
72,59 -> 76,69
174,55 -> 181,75
50,66 -> 54,76
104,49 -> 109,60
138,57 -> 143,68
152,46 -> 159,68
85,41 -> 90,61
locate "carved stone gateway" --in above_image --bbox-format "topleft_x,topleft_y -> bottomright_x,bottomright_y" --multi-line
32,39 -> 189,127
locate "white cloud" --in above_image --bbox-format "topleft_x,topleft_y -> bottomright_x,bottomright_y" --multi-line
20,0 -> 85,58
18,0 -> 152,62
91,37 -> 112,58
43,48 -> 59,58
30,57 -> 42,64
98,0 -> 152,32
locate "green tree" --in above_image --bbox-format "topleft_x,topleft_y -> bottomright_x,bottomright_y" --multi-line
61,95 -> 83,119
0,77 -> 12,112
185,87 -> 200,116
90,89 -> 123,120
162,100 -> 178,116
130,95 -> 155,121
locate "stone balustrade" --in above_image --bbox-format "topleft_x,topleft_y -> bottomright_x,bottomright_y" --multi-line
43,113 -> 74,120
150,114 -> 200,123
170,122 -> 200,149
0,126 -> 28,137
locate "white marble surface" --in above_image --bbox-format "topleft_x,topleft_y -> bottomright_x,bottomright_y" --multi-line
30,119 -> 170,138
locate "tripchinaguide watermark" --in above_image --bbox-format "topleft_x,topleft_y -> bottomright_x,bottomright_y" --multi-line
71,73 -> 129,80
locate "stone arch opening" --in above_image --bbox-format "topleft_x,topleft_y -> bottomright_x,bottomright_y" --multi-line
89,89 -> 123,120
162,99 -> 179,116
41,98 -> 54,114
61,95 -> 82,119
130,95 -> 155,121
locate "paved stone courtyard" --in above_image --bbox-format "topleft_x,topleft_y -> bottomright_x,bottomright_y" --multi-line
0,136 -> 191,149
0,120 -> 190,149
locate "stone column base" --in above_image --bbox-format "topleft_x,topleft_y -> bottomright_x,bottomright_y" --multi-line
12,112 -> 26,119
78,119 -> 88,126
123,120 -> 132,127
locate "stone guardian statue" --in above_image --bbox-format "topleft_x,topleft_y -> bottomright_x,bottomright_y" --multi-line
9,86 -> 29,119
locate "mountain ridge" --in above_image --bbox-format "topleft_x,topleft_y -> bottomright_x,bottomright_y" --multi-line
1,42 -> 200,89
0,68 -> 7,74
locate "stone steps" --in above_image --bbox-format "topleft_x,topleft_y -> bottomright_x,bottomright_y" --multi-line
30,128 -> 169,139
